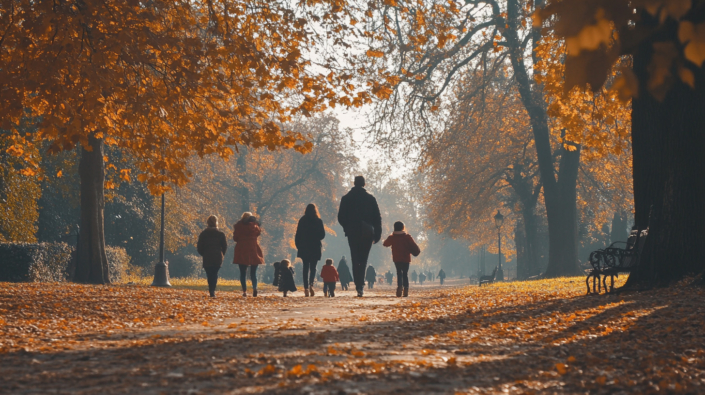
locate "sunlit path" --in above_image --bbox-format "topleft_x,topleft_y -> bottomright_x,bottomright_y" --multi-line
2,277 -> 703,394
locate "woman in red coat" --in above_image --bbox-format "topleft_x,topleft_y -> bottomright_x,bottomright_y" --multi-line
233,212 -> 265,297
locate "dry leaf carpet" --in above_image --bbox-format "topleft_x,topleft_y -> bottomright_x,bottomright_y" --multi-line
1,277 -> 704,394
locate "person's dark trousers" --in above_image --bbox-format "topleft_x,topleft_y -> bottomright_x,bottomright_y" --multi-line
204,267 -> 220,297
323,282 -> 336,297
302,261 -> 318,289
394,262 -> 409,289
238,264 -> 258,291
348,235 -> 373,292
368,282 -> 374,289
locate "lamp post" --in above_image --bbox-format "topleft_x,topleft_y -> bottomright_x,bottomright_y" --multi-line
151,182 -> 171,287
494,210 -> 504,282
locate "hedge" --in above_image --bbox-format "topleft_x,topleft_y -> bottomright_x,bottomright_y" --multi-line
0,243 -> 129,283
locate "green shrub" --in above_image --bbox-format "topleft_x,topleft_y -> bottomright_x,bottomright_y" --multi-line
0,243 -> 129,283
0,242 -> 73,282
186,254 -> 205,279
105,246 -> 130,283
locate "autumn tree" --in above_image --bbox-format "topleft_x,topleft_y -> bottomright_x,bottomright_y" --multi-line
538,0 -> 705,286
355,0 -> 633,277
352,0 -> 587,276
421,70 -> 540,277
0,0 -> 366,283
159,116 -> 356,268
0,129 -> 41,243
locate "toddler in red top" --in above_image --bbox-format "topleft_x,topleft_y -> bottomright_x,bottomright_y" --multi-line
382,221 -> 421,297
320,258 -> 339,297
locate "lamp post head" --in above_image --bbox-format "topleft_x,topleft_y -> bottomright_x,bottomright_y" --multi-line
494,210 -> 504,230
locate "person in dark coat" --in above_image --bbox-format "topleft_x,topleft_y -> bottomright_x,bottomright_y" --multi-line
196,215 -> 228,298
438,269 -> 446,285
278,259 -> 297,297
233,212 -> 265,297
338,256 -> 352,290
365,265 -> 377,289
263,262 -> 275,284
295,204 -> 326,297
385,271 -> 393,285
411,270 -> 418,283
337,176 -> 382,297
419,271 -> 426,285
272,261 -> 281,287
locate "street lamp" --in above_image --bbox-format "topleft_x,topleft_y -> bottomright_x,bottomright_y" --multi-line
494,210 -> 504,282
151,182 -> 171,287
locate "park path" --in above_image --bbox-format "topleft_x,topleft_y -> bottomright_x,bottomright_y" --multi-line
2,282 -> 474,394
2,277 -> 704,394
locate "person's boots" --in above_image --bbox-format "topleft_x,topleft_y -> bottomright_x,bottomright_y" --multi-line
253,289 -> 258,297
357,288 -> 364,297
403,288 -> 409,297
396,287 -> 402,297
330,290 -> 335,297
242,291 -> 247,297
305,288 -> 309,297
309,287 -> 315,297
283,291 -> 288,297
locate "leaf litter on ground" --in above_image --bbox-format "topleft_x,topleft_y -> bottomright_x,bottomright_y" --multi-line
1,276 -> 704,394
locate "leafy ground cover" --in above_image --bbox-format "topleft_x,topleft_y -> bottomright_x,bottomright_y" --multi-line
1,277 -> 704,394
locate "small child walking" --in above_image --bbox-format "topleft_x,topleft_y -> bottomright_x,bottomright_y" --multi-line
278,259 -> 297,297
383,221 -> 421,297
320,258 -> 339,297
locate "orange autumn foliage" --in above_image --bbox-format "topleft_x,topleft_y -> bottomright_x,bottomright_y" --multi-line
0,0 -> 367,192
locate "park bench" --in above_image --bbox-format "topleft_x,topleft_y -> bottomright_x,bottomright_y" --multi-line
479,267 -> 498,287
586,227 -> 648,294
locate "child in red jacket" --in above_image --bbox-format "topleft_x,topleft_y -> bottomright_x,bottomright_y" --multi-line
383,221 -> 421,297
320,258 -> 339,297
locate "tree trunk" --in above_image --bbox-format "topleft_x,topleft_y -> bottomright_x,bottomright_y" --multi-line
522,205 -> 541,277
507,165 -> 541,279
506,0 -> 581,277
625,11 -> 705,287
72,135 -> 110,284
515,221 -> 527,279
610,211 -> 629,244
543,144 -> 581,277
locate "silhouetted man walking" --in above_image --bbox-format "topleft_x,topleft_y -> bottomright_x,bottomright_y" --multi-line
337,176 -> 382,297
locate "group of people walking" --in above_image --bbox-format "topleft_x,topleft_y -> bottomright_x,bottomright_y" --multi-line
196,175 -> 422,298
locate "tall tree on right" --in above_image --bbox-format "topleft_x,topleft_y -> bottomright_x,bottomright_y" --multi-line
539,1 -> 705,286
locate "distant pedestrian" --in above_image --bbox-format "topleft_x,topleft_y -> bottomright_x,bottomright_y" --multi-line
419,272 -> 426,285
263,262 -> 275,284
382,221 -> 421,297
411,270 -> 418,283
196,215 -> 228,298
295,204 -> 326,297
385,271 -> 393,285
338,256 -> 352,290
272,261 -> 282,287
438,269 -> 446,285
366,265 -> 377,289
233,212 -> 264,297
278,259 -> 297,297
320,258 -> 339,297
338,176 -> 382,297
